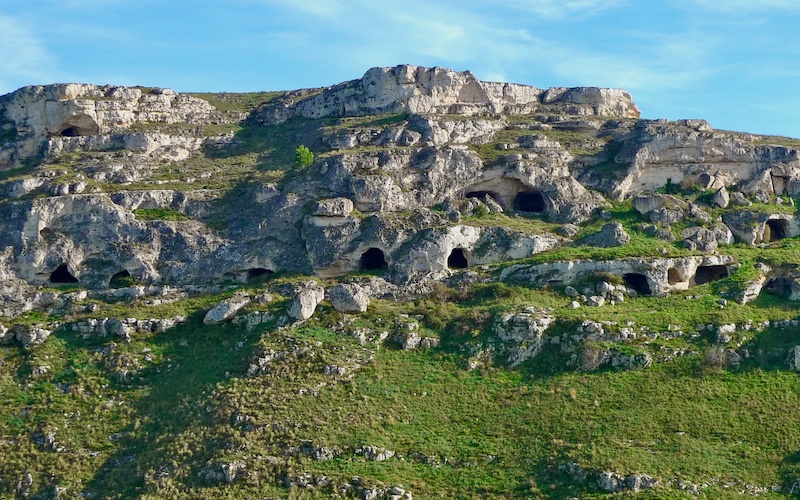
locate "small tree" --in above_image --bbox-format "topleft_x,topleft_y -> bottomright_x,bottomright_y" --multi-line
294,145 -> 314,168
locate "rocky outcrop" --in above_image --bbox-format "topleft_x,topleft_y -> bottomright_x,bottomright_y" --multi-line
255,65 -> 640,125
0,84 -> 220,169
493,309 -> 555,367
288,282 -> 325,320
204,293 -> 250,324
580,222 -> 630,248
721,211 -> 799,245
328,283 -> 370,313
501,255 -> 736,296
603,120 -> 800,200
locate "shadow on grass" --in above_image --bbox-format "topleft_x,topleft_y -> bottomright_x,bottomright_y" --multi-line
205,116 -> 335,173
82,313 -> 262,499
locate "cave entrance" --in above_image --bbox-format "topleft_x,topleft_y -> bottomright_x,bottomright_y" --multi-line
60,127 -> 81,137
50,264 -> 79,284
247,268 -> 274,283
360,248 -> 388,271
623,273 -> 652,295
765,219 -> 789,242
765,278 -> 793,297
447,248 -> 469,269
109,269 -> 133,288
694,265 -> 729,285
667,268 -> 681,285
514,191 -> 545,213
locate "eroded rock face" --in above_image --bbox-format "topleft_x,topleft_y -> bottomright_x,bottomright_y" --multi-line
604,120 -> 800,200
328,283 -> 370,313
255,65 -> 640,124
0,84 -> 219,169
1,65 -> 797,297
493,309 -> 555,367
501,255 -> 736,296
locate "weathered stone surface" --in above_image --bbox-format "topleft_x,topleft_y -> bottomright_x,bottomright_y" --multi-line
328,283 -> 370,313
0,84 -> 219,169
581,222 -> 630,248
681,225 -> 733,253
12,324 -> 52,348
493,310 -> 555,367
722,211 -> 799,245
712,186 -> 730,208
356,445 -> 395,462
204,293 -> 250,324
730,191 -> 753,206
314,198 -> 354,217
288,283 -> 325,320
501,255 -> 735,296
788,346 -> 800,371
633,194 -> 668,214
256,65 -> 639,125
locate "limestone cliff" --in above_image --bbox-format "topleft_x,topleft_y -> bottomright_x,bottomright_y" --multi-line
0,64 -> 799,304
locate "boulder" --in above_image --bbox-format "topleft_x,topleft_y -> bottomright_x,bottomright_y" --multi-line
314,197 -> 354,217
788,346 -> 800,371
288,282 -> 325,320
328,283 -> 370,313
648,207 -> 685,225
681,225 -> 733,253
204,293 -> 250,324
493,310 -> 555,367
12,324 -> 52,348
712,186 -> 730,208
587,295 -> 606,307
581,222 -> 630,248
0,324 -> 12,344
597,472 -> 624,492
730,191 -> 752,207
633,194 -> 668,215
356,445 -> 395,462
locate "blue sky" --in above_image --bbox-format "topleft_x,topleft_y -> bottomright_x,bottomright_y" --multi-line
2,0 -> 799,137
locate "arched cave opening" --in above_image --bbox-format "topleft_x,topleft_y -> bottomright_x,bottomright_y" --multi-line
765,219 -> 789,242
50,264 -> 79,284
623,273 -> 652,295
765,278 -> 793,297
447,248 -> 469,269
109,270 -> 133,288
694,265 -> 729,285
667,268 -> 682,285
247,268 -> 274,282
60,127 -> 81,137
360,248 -> 388,271
514,190 -> 545,213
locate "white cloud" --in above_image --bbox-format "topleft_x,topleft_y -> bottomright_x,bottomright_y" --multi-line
487,0 -> 627,19
0,16 -> 57,93
689,0 -> 800,10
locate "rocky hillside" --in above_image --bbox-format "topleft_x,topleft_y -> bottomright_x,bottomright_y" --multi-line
2,65 -> 800,498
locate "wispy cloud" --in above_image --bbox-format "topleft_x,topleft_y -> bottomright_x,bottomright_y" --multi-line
487,0 -> 627,19
0,16 -> 57,93
689,0 -> 800,10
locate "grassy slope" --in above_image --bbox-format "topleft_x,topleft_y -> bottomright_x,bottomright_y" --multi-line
4,96 -> 800,498
2,277 -> 800,498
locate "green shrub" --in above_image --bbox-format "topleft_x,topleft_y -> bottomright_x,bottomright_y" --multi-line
294,145 -> 314,168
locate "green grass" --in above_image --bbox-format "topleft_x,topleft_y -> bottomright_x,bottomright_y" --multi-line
132,208 -> 191,221
754,135 -> 800,149
187,91 -> 284,115
3,277 -> 800,498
